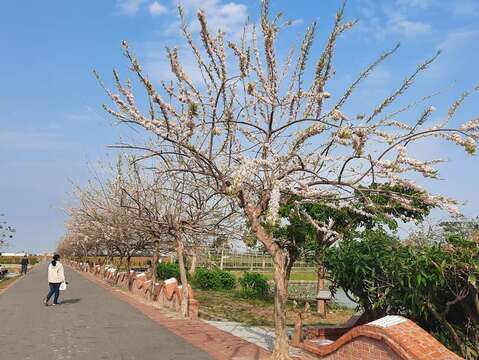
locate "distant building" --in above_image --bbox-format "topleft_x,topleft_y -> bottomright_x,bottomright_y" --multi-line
0,252 -> 27,257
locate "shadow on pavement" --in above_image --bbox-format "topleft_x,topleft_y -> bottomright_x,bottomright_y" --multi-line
59,298 -> 81,305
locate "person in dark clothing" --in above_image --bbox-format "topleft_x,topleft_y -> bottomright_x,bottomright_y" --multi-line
20,255 -> 29,275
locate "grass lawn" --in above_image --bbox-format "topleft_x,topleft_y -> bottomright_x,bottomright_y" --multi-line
195,289 -> 354,327
231,271 -> 317,281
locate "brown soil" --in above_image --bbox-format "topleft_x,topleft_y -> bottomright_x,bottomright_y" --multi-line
195,289 -> 354,327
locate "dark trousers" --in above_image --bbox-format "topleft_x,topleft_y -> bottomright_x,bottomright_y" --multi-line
46,282 -> 61,304
21,264 -> 27,275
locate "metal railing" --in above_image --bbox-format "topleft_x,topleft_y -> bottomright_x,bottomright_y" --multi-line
196,248 -> 315,272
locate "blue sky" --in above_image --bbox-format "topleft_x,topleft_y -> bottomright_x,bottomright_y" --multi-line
1,0 -> 478,252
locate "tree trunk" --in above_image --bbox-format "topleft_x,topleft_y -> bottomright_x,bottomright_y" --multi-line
188,251 -> 197,276
427,302 -> 464,356
316,265 -> 326,317
150,249 -> 159,301
176,239 -> 190,318
272,251 -> 292,360
242,202 -> 294,360
127,255 -> 133,291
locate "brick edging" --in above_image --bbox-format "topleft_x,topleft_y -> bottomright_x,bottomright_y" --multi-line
71,265 -> 273,360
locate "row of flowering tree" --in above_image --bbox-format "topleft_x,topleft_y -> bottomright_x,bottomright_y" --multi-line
60,155 -> 237,317
62,1 -> 479,358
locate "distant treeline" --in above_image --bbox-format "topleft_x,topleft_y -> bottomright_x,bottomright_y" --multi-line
0,256 -> 39,265
76,256 -> 169,270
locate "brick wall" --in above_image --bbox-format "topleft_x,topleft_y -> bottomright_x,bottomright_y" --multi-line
320,336 -> 401,360
68,261 -> 199,319
299,315 -> 463,360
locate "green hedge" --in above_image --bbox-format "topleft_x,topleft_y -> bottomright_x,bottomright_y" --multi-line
238,272 -> 270,299
156,262 -> 180,280
194,268 -> 236,290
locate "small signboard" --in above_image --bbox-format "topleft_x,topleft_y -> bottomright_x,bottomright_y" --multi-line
316,290 -> 332,300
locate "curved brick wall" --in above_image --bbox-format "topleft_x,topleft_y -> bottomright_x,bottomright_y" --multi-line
299,315 -> 463,360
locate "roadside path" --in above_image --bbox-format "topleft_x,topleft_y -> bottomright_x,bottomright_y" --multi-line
0,261 -> 213,360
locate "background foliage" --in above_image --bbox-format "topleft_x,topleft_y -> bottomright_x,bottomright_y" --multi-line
238,272 -> 271,299
194,267 -> 236,290
325,228 -> 479,358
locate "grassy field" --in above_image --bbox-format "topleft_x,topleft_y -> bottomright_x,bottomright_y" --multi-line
1,264 -> 21,273
0,256 -> 39,265
231,271 -> 317,281
195,289 -> 353,327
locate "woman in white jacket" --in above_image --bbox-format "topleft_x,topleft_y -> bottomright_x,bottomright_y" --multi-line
44,254 -> 65,306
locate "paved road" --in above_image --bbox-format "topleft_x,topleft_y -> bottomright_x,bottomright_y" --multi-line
0,262 -> 213,360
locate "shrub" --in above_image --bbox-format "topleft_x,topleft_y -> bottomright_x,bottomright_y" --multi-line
217,269 -> 236,289
156,262 -> 180,280
325,229 -> 479,358
239,272 -> 270,299
194,267 -> 222,289
194,268 -> 236,290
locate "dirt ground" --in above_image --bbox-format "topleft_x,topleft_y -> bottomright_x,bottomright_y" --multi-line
195,289 -> 354,327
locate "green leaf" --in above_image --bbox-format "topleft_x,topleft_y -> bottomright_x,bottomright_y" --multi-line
468,273 -> 477,286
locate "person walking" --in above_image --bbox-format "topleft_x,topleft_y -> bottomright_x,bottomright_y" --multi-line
44,254 -> 65,306
20,255 -> 29,275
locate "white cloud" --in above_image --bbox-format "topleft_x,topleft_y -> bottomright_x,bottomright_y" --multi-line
137,0 -> 249,84
439,28 -> 479,52
290,19 -> 304,26
388,14 -> 431,37
452,0 -> 479,17
139,42 -> 205,84
116,0 -> 148,15
429,28 -> 479,79
149,1 -> 168,16
175,0 -> 248,36
0,129 -> 72,151
396,0 -> 432,9
367,66 -> 393,82
359,1 -> 432,39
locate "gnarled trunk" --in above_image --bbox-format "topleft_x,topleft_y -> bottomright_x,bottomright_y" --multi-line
316,264 -> 326,317
176,238 -> 190,317
272,250 -> 292,360
242,200 -> 294,360
188,251 -> 197,276
127,255 -> 133,291
150,251 -> 159,300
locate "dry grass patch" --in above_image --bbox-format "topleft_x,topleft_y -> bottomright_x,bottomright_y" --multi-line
0,276 -> 19,292
196,289 -> 354,327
